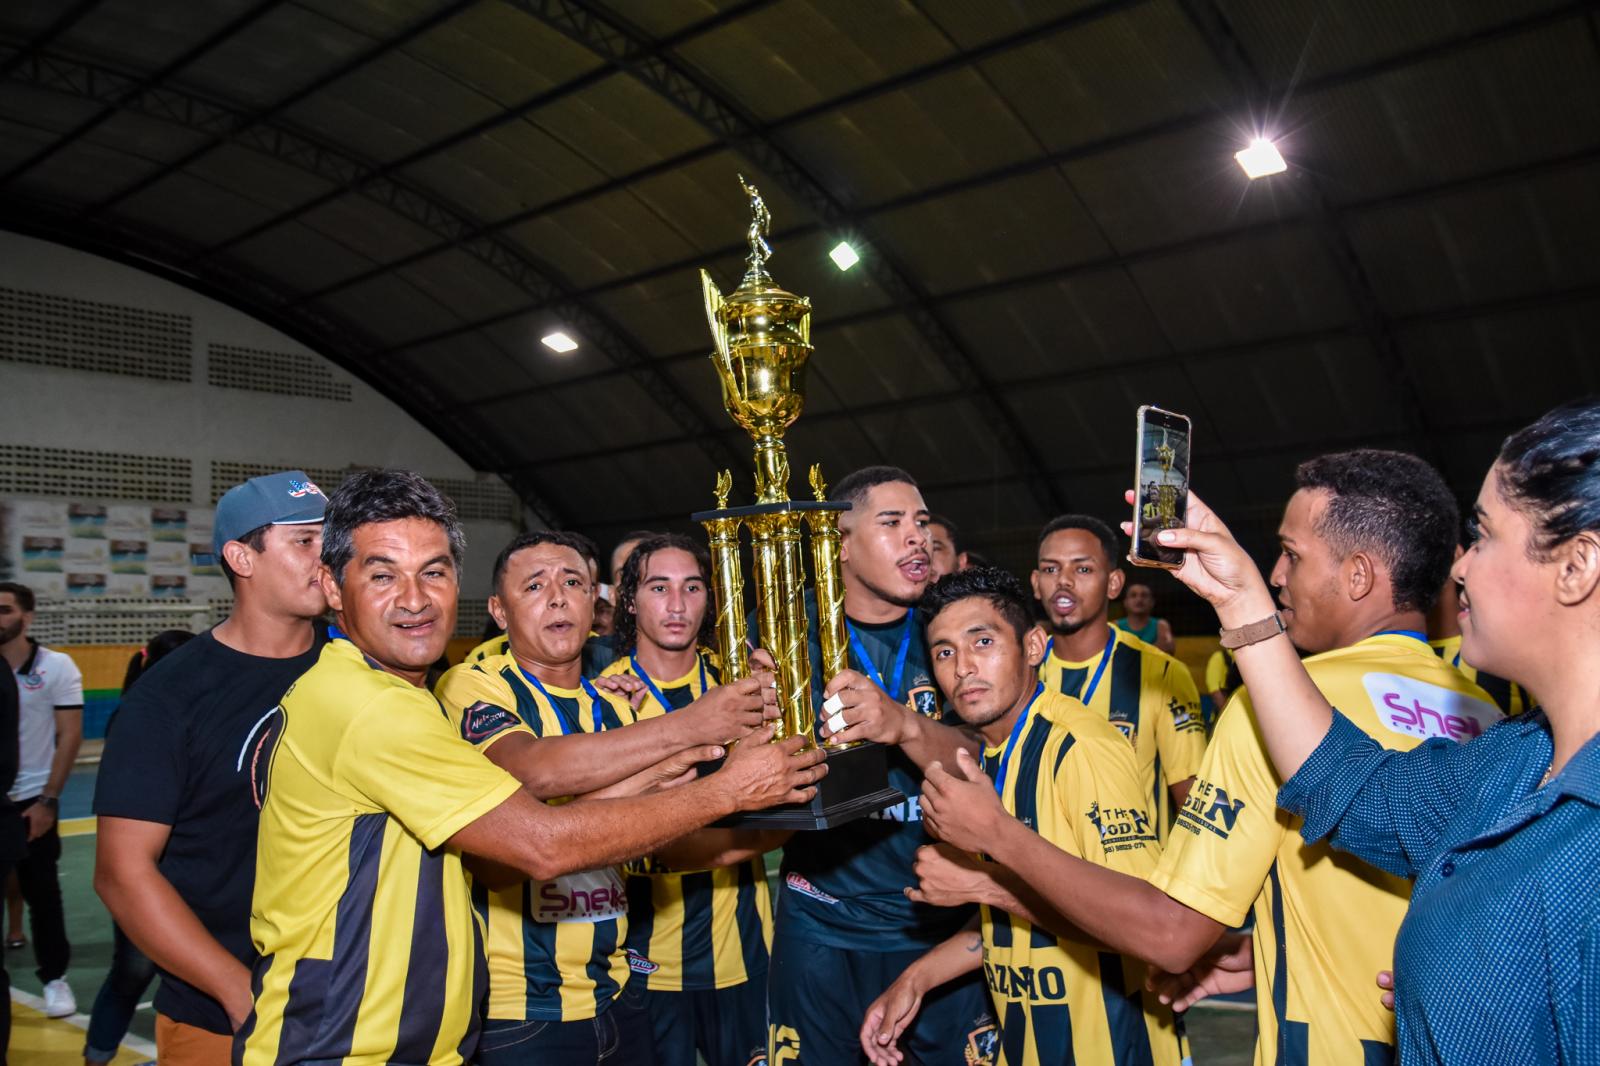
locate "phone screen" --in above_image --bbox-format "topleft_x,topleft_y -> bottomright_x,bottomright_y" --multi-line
1130,406 -> 1192,569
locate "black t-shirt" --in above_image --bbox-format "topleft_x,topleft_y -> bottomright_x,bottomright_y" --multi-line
94,627 -> 324,1033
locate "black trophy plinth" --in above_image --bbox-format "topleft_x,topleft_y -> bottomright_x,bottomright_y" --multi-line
711,739 -> 903,830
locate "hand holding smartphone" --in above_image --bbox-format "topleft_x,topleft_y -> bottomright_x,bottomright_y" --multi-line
1129,405 -> 1193,569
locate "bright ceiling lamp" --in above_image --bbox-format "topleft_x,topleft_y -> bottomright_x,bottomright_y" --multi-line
829,241 -> 860,270
541,331 -> 579,353
1235,137 -> 1287,179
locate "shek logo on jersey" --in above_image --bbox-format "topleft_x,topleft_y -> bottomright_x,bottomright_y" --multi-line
1363,672 -> 1501,743
1174,778 -> 1246,840
461,701 -> 522,744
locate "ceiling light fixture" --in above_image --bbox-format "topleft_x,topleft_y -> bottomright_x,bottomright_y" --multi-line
1235,137 -> 1287,179
829,241 -> 860,270
541,331 -> 579,353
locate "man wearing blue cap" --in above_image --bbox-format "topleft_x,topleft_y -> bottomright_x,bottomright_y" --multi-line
93,471 -> 329,1066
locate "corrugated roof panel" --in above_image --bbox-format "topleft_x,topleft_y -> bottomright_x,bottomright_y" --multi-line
180,4 -> 375,108
871,169 -> 1113,295
412,118 -> 612,221
390,335 -> 540,406
184,142 -> 343,215
918,0 -> 1102,52
317,273 -> 464,346
396,246 -> 541,324
940,267 -> 1174,383
1129,225 -> 1354,349
57,0 -> 264,70
780,66 -> 1043,205
531,72 -> 718,177
112,170 -> 283,247
226,221 -> 378,294
677,1 -> 956,122
1348,160 -> 1600,317
1222,0 -> 1571,86
296,191 -> 445,264
401,3 -> 605,108
811,313 -> 962,408
477,311 -> 631,386
978,3 -> 1233,152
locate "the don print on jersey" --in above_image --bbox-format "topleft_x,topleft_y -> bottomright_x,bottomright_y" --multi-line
599,649 -> 774,993
981,688 -> 1183,1066
1150,633 -> 1500,1066
1038,625 -> 1205,842
435,645 -> 637,1024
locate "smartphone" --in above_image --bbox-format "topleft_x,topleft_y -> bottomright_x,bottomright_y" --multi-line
1129,405 -> 1193,570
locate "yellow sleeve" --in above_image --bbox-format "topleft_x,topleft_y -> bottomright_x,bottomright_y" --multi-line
1148,691 -> 1287,927
1153,657 -> 1207,785
333,687 -> 521,851
1057,728 -> 1160,878
434,661 -> 538,748
1205,650 -> 1227,694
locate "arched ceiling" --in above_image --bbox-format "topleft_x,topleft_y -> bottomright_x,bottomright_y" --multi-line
3,0 -> 1597,557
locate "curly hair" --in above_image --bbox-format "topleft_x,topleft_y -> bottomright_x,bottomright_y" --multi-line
1295,449 -> 1457,614
919,565 -> 1034,642
612,534 -> 714,654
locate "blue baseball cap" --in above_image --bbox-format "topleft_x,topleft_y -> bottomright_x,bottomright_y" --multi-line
213,471 -> 328,556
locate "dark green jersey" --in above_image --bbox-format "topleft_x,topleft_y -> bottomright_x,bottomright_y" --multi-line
753,594 -> 973,952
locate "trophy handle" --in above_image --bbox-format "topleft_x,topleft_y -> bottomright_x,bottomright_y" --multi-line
701,269 -> 735,385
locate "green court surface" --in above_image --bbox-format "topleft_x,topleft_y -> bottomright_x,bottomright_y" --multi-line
24,770 -> 1254,1064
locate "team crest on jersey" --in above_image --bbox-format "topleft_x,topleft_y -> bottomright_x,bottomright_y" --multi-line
1109,718 -> 1136,744
964,1021 -> 1000,1065
910,684 -> 939,718
462,701 -> 521,744
626,949 -> 659,975
784,872 -> 840,905
19,672 -> 43,691
1174,778 -> 1246,840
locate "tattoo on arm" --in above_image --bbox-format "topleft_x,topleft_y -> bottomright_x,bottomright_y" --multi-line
965,933 -> 982,953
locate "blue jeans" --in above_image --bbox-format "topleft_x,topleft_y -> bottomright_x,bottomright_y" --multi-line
474,984 -> 657,1066
83,923 -> 156,1063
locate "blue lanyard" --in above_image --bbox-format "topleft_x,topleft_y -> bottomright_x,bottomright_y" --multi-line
328,623 -> 347,641
1052,629 -> 1118,707
846,610 -> 915,702
1377,629 -> 1429,644
519,669 -> 605,736
630,653 -> 708,713
992,683 -> 1045,798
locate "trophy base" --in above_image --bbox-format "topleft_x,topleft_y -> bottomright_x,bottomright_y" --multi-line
713,740 -> 903,830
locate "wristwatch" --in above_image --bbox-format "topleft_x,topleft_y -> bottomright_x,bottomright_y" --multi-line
1219,612 -> 1287,649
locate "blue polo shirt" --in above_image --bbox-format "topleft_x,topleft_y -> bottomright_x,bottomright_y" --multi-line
1280,707 -> 1600,1065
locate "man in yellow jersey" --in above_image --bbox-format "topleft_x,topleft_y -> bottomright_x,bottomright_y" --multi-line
242,472 -> 826,1066
1428,542 -> 1528,716
861,567 -> 1181,1066
1032,515 -> 1205,840
908,451 -> 1501,1066
434,529 -> 785,1065
600,533 -> 778,1066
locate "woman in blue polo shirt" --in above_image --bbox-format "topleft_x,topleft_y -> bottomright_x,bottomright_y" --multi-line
1146,397 -> 1600,1065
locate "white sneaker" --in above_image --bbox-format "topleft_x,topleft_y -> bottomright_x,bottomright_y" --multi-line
41,977 -> 76,1017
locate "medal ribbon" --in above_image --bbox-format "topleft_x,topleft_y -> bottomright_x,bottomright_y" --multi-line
846,609 -> 916,702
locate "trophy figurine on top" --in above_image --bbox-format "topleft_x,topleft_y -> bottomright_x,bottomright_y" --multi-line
694,176 -> 902,829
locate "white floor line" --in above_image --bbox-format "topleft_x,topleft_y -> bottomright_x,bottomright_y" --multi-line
10,985 -> 160,1057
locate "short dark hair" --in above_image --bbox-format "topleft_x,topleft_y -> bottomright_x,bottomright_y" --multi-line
219,524 -> 269,590
926,513 -> 962,553
1294,449 -> 1457,613
832,465 -> 918,508
1497,398 -> 1600,558
491,530 -> 594,596
321,470 -> 465,586
569,532 -> 601,571
1037,514 -> 1120,568
612,533 -> 714,653
0,582 -> 35,613
921,566 -> 1034,643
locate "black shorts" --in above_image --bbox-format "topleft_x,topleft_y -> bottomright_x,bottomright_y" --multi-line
767,922 -> 996,1065
638,978 -> 768,1066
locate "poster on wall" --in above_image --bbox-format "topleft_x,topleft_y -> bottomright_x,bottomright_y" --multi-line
3,498 -> 220,603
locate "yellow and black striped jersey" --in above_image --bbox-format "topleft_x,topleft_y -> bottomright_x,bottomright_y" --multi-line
434,647 -> 637,1022
980,687 -> 1183,1066
600,648 -> 774,991
243,637 -> 521,1066
1150,634 -> 1500,1065
1429,635 -> 1528,716
1038,626 -> 1205,843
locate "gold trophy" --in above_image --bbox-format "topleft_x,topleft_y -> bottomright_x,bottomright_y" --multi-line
694,176 -> 902,828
